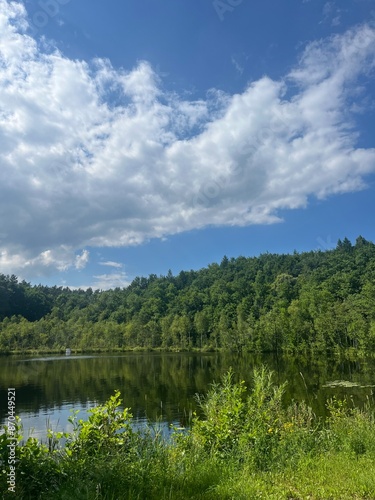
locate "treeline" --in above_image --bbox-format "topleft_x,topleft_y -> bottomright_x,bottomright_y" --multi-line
1,236 -> 375,353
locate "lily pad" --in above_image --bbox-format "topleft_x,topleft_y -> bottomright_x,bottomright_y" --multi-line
323,380 -> 361,388
323,380 -> 375,388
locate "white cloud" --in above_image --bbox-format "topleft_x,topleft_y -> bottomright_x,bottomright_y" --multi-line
0,0 -> 375,278
65,271 -> 130,291
231,55 -> 244,75
92,272 -> 131,290
99,261 -> 123,269
75,250 -> 90,270
320,2 -> 342,27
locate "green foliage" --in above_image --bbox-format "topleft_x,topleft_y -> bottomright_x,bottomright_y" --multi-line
0,417 -> 66,499
1,370 -> 375,498
66,390 -> 135,459
1,236 -> 375,353
190,367 -> 292,470
326,396 -> 375,458
192,369 -> 247,454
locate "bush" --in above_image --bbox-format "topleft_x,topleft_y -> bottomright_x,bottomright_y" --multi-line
0,418 -> 65,499
66,390 -> 135,459
188,367 -> 290,469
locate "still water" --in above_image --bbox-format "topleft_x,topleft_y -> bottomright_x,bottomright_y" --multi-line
1,352 -> 375,441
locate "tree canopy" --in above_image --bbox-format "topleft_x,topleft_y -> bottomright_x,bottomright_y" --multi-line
1,236 -> 375,353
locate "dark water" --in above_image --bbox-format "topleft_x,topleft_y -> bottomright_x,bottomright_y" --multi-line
0,352 -> 375,440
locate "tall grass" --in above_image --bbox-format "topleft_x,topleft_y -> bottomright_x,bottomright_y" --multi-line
1,367 -> 375,499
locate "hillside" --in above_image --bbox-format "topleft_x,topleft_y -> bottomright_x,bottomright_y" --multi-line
1,236 -> 375,353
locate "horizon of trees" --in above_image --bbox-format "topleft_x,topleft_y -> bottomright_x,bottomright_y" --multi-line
1,235 -> 375,353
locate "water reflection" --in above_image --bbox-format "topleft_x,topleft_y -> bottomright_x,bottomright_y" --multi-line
0,352 -> 374,440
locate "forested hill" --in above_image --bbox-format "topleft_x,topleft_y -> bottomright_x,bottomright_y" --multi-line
1,236 -> 375,353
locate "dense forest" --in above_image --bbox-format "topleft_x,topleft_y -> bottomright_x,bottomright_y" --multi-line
1,236 -> 375,353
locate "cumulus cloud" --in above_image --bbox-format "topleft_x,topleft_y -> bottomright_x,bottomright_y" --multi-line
0,0 -> 375,277
75,250 -> 90,270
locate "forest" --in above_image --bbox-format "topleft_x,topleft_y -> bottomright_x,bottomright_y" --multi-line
1,236 -> 375,353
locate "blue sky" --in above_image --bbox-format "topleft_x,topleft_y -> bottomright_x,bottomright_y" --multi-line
0,0 -> 375,289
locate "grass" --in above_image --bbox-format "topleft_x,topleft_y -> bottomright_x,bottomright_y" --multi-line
1,368 -> 375,499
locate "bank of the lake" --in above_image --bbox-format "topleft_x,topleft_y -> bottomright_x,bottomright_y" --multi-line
1,366 -> 375,499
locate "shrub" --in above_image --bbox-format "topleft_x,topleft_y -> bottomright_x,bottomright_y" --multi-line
188,367 -> 292,470
0,418 -> 65,499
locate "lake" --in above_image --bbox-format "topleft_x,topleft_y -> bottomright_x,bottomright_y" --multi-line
1,352 -> 375,441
